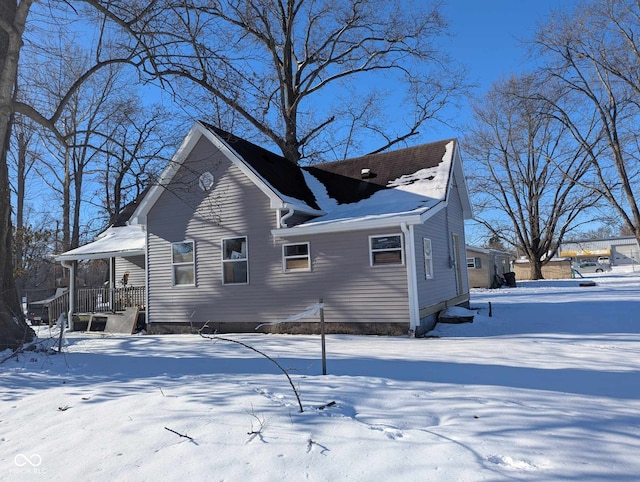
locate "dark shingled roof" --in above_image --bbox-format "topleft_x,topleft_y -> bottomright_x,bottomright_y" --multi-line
306,139 -> 455,204
202,123 -> 320,210
203,121 -> 455,210
112,185 -> 151,227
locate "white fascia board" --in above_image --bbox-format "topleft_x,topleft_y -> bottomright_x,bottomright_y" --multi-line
55,249 -> 146,262
451,144 -> 474,219
130,123 -> 206,225
271,213 -> 423,237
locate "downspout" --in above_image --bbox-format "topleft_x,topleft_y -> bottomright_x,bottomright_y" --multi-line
109,257 -> 115,312
401,222 -> 419,336
280,207 -> 295,228
144,226 -> 150,331
61,260 -> 75,332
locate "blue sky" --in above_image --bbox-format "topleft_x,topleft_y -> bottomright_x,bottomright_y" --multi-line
430,0 -> 578,140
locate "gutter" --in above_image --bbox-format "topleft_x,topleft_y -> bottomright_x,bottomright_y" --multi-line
401,222 -> 420,336
279,208 -> 295,228
272,212 -> 424,237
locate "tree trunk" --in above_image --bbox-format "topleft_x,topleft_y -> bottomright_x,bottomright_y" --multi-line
62,148 -> 71,250
14,130 -> 25,268
529,259 -> 544,280
0,0 -> 36,351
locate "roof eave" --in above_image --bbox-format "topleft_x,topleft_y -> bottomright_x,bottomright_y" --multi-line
55,248 -> 146,262
271,213 -> 424,237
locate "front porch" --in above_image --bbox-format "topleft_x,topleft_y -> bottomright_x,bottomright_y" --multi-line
54,223 -> 148,333
46,286 -> 146,332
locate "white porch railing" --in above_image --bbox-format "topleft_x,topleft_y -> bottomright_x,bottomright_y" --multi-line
47,286 -> 146,324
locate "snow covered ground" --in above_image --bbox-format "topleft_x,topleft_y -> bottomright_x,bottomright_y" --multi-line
2,267 -> 640,481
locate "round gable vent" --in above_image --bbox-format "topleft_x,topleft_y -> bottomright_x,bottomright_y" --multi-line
198,171 -> 215,191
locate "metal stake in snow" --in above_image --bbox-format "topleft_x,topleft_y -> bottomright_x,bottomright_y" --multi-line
320,298 -> 326,375
255,299 -> 327,375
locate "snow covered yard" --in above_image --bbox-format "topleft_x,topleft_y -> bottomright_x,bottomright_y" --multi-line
2,269 -> 640,481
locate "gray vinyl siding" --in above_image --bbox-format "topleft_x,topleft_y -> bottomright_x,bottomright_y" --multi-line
274,229 -> 410,324
413,170 -> 469,312
147,136 -> 409,328
115,256 -> 145,287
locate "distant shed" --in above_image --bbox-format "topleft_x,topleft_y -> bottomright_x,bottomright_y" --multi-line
513,258 -> 573,280
466,246 -> 512,288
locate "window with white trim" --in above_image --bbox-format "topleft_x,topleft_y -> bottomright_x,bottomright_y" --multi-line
283,243 -> 311,272
423,238 -> 434,279
467,257 -> 482,269
222,236 -> 248,284
172,241 -> 195,286
370,234 -> 403,266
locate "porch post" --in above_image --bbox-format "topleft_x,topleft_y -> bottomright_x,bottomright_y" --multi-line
109,257 -> 115,312
61,260 -> 76,331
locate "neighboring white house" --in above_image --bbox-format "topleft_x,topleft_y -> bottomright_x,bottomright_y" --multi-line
56,121 -> 474,336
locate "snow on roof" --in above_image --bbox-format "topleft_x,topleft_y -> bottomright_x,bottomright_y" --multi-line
467,245 -> 512,256
290,141 -> 454,230
55,225 -> 146,261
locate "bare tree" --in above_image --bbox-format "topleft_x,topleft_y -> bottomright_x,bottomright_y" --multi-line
92,100 -> 176,225
0,0 -> 36,350
87,0 -> 467,163
8,118 -> 38,268
0,0 -> 146,350
32,58 -> 129,250
465,75 -> 600,279
532,0 -> 640,248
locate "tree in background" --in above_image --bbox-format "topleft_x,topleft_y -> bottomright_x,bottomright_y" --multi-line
465,75 -> 600,279
0,1 -> 164,350
0,0 -> 36,350
93,100 -> 174,226
89,0 -> 467,163
532,0 -> 640,251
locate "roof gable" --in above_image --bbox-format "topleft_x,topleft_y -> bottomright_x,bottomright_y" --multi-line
132,121 -> 469,234
202,123 -> 320,211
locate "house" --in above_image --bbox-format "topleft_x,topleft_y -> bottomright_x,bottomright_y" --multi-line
466,246 -> 512,288
55,121 -> 473,336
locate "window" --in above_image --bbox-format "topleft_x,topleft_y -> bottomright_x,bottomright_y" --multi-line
370,234 -> 403,266
423,238 -> 434,279
467,257 -> 482,269
222,236 -> 248,284
283,243 -> 310,272
172,241 -> 195,286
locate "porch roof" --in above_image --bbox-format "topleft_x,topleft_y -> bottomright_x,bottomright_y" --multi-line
55,225 -> 146,261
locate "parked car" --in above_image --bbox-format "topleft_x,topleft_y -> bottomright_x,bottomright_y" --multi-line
574,261 -> 611,274
597,256 -> 610,265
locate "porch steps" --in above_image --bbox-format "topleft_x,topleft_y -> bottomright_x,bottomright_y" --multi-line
75,307 -> 144,334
